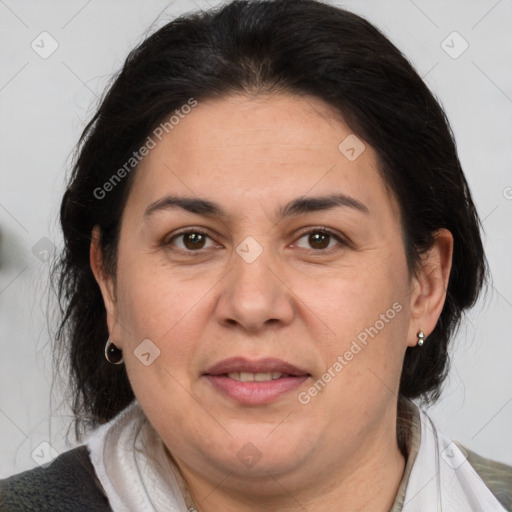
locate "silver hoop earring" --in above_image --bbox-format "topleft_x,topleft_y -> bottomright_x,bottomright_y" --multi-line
417,330 -> 426,347
105,338 -> 123,364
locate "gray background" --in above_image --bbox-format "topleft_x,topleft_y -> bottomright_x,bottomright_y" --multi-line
1,0 -> 511,476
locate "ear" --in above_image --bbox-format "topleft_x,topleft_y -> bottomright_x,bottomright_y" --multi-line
90,225 -> 120,343
407,228 -> 453,347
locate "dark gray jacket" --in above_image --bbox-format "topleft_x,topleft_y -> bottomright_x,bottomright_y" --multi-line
0,446 -> 110,511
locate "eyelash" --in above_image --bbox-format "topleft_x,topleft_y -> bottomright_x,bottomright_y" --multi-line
165,226 -> 348,255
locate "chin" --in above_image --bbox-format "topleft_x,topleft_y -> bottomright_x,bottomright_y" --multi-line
217,428 -> 313,475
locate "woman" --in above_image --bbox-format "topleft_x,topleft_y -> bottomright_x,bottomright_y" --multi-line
1,0 -> 511,510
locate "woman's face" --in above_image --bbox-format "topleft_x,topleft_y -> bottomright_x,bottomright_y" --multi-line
92,93 -> 450,496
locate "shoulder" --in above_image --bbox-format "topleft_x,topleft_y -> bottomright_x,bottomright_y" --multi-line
0,445 -> 112,512
456,442 -> 512,511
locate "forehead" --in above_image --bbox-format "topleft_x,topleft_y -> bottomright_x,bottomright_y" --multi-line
125,93 -> 397,221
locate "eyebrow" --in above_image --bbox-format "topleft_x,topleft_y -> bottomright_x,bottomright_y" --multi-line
143,193 -> 369,220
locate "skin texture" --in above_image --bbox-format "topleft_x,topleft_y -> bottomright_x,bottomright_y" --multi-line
91,93 -> 453,512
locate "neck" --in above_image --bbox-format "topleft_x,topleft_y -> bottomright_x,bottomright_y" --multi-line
176,405 -> 408,512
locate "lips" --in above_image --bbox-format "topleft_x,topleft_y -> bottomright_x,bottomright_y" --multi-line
203,357 -> 310,405
205,357 -> 309,377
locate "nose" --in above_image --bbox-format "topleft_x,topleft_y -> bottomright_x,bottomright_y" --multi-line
215,247 -> 295,333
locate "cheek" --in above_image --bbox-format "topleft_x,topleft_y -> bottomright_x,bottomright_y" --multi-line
112,267 -> 215,416
304,262 -> 407,345
300,258 -> 410,403
117,277 -> 209,427
114,255 -> 210,345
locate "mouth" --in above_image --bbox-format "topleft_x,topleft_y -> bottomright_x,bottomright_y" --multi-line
224,371 -> 292,382
203,357 -> 311,405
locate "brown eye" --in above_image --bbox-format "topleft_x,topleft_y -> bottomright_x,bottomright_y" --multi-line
168,230 -> 216,251
295,229 -> 344,251
308,232 -> 330,249
182,232 -> 206,250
